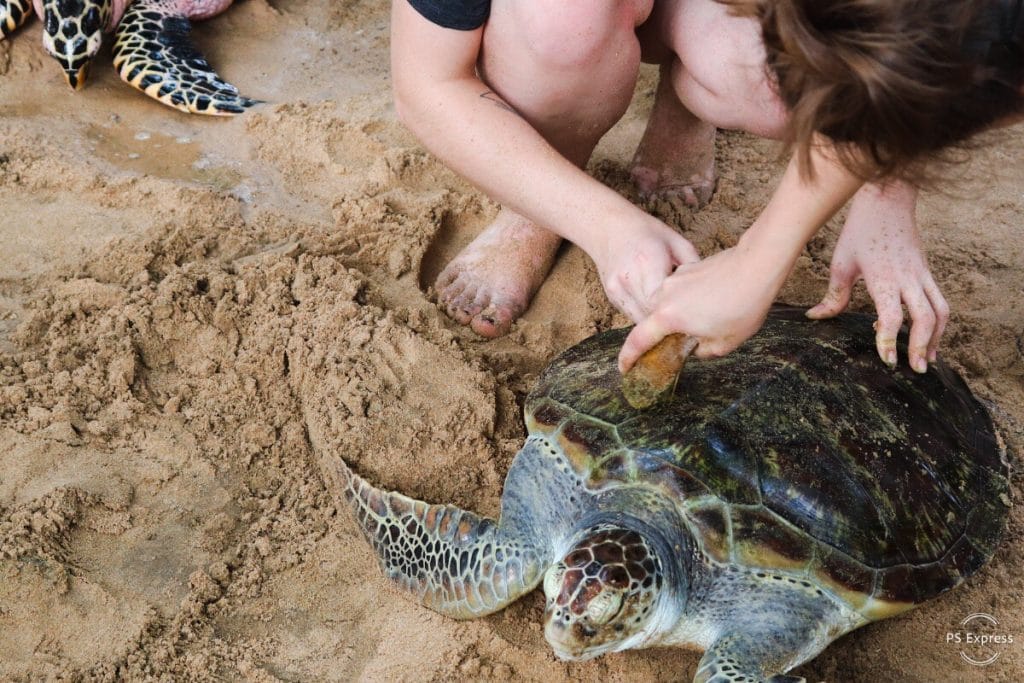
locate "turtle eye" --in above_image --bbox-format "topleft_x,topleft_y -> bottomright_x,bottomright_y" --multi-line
543,565 -> 566,599
585,590 -> 623,625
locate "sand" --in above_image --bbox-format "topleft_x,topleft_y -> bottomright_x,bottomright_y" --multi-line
1,1 -> 1022,681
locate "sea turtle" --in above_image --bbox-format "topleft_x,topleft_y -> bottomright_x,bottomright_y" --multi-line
1,0 -> 257,114
322,307 -> 1009,681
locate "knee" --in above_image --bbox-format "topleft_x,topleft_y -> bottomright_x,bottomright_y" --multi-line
513,2 -> 645,71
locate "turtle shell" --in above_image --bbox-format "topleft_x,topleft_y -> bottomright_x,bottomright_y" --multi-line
526,306 -> 1009,620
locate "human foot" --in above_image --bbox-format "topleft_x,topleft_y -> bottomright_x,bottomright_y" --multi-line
435,209 -> 561,338
630,68 -> 718,209
631,133 -> 716,208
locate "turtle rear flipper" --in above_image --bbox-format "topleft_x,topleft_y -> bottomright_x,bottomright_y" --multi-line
112,0 -> 260,115
1,0 -> 31,38
331,456 -> 549,619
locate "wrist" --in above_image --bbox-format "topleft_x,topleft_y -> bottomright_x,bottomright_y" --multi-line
735,215 -> 805,289
853,179 -> 918,222
559,193 -> 653,263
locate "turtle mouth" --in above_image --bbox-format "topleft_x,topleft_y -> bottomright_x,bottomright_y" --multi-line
62,62 -> 90,90
543,617 -> 611,661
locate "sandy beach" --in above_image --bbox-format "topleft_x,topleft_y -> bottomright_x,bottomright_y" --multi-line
1,1 -> 1022,680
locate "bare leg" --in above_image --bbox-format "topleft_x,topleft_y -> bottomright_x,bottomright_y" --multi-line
435,1 -> 653,337
631,63 -> 717,208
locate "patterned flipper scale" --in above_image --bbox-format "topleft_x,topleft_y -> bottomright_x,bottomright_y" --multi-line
329,456 -> 546,619
1,0 -> 31,38
112,0 -> 260,115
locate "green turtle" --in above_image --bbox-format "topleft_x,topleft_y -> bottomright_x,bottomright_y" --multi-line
323,306 -> 1009,681
1,0 -> 257,115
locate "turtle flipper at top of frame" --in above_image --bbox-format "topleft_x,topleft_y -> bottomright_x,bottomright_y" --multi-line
2,0 -> 260,115
321,306 -> 1010,681
113,0 -> 260,115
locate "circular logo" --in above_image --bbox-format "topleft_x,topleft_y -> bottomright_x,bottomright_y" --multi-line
945,613 -> 1015,666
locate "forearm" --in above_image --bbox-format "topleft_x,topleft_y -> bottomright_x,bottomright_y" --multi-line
395,77 -> 639,251
736,143 -> 863,293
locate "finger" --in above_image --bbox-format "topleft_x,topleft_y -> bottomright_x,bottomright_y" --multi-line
619,314 -> 672,374
668,234 -> 700,265
902,287 -> 936,373
806,287 -> 851,319
806,265 -> 857,320
923,279 -> 949,362
621,334 -> 698,409
868,285 -> 904,367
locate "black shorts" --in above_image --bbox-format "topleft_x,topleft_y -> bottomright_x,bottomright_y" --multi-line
407,0 -> 490,30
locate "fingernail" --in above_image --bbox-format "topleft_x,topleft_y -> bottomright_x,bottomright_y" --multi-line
928,350 -> 937,363
913,357 -> 927,374
886,350 -> 897,367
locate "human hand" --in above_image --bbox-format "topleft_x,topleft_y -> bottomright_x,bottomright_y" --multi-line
618,244 -> 781,373
592,216 -> 699,324
805,182 -> 948,373
619,141 -> 863,375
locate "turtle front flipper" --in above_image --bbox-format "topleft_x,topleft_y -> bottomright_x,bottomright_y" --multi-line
684,572 -> 867,683
112,0 -> 260,115
694,634 -> 808,683
333,461 -> 548,619
2,0 -> 31,38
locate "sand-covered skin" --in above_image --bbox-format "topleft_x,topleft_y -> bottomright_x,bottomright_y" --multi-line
1,1 -> 1022,680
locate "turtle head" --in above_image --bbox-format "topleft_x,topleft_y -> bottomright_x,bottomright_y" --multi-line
542,523 -> 674,660
40,0 -> 111,90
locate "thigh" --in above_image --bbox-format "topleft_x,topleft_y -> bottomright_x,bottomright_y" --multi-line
482,0 -> 652,79
477,1 -> 654,156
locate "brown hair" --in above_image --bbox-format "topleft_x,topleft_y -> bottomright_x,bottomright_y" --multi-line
720,0 -> 1024,180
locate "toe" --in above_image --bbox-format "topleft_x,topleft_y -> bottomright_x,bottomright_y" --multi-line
445,297 -> 475,325
692,182 -> 716,208
470,303 -> 517,338
682,187 -> 699,208
448,288 -> 488,325
435,264 -> 463,293
439,283 -> 473,325
445,305 -> 473,325
631,166 -> 660,196
437,269 -> 468,299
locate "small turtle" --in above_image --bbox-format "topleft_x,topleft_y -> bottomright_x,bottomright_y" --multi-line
1,0 -> 257,114
323,307 -> 1009,682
